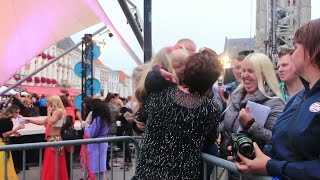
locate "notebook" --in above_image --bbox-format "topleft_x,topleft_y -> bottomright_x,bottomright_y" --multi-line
238,100 -> 271,132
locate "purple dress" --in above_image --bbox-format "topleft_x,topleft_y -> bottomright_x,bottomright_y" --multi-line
85,117 -> 109,173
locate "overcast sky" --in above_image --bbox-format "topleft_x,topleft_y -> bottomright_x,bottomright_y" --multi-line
71,0 -> 320,76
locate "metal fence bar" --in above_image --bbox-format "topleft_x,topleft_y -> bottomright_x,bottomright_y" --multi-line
213,164 -> 218,180
0,136 -> 139,151
201,153 -> 272,180
22,150 -> 26,180
111,143 -> 114,180
0,137 -> 274,180
55,149 -> 58,180
203,161 -> 207,180
84,144 -> 87,179
70,150 -> 73,180
98,143 -> 101,180
39,148 -> 42,180
0,136 -> 139,180
4,151 -> 8,180
123,141 -> 126,180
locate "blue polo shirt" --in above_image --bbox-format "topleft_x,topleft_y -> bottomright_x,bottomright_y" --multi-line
264,78 -> 320,180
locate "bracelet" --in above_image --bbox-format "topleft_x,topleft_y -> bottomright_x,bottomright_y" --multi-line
244,118 -> 255,130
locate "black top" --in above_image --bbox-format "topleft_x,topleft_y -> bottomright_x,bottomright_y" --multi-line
135,86 -> 221,180
0,118 -> 13,138
12,97 -> 26,111
119,107 -> 133,136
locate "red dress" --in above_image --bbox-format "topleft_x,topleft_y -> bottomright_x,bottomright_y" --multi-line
42,124 -> 69,180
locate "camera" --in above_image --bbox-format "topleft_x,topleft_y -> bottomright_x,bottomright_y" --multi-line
231,133 -> 255,161
223,85 -> 232,98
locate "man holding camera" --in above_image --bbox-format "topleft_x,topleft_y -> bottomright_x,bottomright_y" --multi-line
218,55 -> 246,104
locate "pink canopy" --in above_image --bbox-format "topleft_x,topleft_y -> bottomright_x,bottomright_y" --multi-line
0,0 -> 142,87
0,0 -> 100,85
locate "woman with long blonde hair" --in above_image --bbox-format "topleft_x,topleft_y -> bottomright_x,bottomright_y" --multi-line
219,53 -> 285,162
25,95 -> 68,180
228,18 -> 320,180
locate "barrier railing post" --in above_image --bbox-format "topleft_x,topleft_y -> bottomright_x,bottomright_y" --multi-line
4,151 -> 8,180
39,148 -> 42,180
98,143 -> 101,180
213,165 -> 218,180
70,150 -> 74,180
123,141 -> 126,180
22,150 -> 26,180
203,161 -> 207,180
111,143 -> 114,180
201,153 -> 273,180
55,150 -> 58,180
84,144 -> 87,179
0,136 -> 141,180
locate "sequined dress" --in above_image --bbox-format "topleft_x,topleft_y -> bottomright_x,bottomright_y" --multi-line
135,86 -> 220,180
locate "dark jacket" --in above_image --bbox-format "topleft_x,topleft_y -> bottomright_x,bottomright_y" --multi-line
265,78 -> 320,180
12,97 -> 26,111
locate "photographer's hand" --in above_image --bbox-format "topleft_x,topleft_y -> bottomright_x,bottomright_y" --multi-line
218,86 -> 228,103
227,145 -> 235,162
235,142 -> 270,175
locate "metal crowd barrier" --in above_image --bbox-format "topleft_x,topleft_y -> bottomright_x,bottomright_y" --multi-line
0,136 -> 139,180
201,153 -> 273,180
1,135 -> 274,180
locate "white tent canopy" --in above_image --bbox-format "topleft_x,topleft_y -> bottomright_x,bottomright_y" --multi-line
0,0 -> 101,86
0,0 -> 142,90
0,86 -> 18,95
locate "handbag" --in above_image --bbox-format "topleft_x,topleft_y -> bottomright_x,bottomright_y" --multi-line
61,115 -> 77,140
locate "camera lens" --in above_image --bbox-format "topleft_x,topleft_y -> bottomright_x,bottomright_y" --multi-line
231,133 -> 256,160
238,137 -> 255,159
239,143 -> 254,159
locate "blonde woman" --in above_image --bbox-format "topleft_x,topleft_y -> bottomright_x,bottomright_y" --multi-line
220,53 -> 285,160
25,95 -> 68,180
135,45 -> 189,105
0,105 -> 24,180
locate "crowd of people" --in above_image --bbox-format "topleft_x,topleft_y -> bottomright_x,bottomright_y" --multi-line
0,18 -> 319,180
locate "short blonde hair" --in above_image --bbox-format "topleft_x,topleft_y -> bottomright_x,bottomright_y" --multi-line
135,46 -> 189,104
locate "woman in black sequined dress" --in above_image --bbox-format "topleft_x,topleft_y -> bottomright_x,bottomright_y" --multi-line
135,48 -> 223,180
